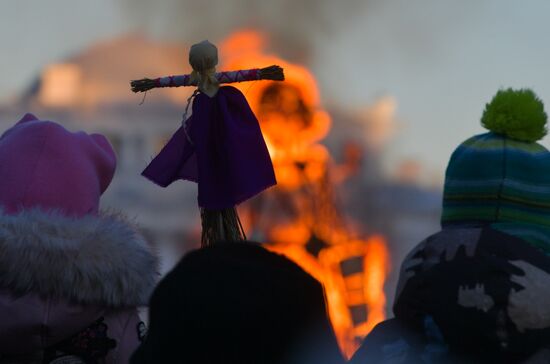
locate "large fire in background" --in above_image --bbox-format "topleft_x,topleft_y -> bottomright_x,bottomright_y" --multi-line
220,31 -> 391,358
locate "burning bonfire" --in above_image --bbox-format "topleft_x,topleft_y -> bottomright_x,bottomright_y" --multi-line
220,31 -> 391,358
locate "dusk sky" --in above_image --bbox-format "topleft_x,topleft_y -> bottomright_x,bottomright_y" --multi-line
2,0 -> 550,185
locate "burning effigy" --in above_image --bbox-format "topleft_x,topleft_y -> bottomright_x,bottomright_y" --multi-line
219,30 -> 391,357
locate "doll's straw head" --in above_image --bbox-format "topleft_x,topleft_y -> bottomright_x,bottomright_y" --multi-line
189,40 -> 220,97
189,40 -> 218,72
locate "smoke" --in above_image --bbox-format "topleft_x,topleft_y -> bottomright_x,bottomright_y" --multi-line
118,0 -> 368,62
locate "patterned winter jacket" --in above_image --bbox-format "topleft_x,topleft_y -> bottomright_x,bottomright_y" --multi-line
393,226 -> 550,362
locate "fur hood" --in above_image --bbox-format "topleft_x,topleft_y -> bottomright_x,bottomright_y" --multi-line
0,208 -> 158,307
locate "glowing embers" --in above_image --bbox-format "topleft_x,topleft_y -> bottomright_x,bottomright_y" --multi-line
220,30 -> 390,358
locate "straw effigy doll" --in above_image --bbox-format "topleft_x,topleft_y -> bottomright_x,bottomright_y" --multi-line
131,40 -> 282,247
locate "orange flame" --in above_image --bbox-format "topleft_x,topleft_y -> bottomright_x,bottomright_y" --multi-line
220,30 -> 390,358
268,236 -> 390,357
220,30 -> 331,168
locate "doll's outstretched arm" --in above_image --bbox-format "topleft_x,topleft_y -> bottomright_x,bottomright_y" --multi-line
130,65 -> 283,93
216,65 -> 284,84
130,75 -> 192,93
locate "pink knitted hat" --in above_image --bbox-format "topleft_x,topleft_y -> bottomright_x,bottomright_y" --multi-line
0,113 -> 116,216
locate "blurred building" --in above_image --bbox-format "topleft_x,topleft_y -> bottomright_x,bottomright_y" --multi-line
325,104 -> 442,308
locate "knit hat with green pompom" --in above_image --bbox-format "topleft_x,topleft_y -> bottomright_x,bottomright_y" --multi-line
442,88 -> 550,254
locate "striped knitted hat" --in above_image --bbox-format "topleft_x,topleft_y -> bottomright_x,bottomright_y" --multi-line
442,88 -> 550,253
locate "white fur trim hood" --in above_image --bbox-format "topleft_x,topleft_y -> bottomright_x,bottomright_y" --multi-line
0,208 -> 159,307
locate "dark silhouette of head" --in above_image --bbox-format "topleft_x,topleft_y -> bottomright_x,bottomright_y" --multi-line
131,242 -> 344,364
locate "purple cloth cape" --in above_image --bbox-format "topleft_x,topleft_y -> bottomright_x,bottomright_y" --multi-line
142,86 -> 276,209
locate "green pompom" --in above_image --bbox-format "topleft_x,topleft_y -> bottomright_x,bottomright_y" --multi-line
481,88 -> 547,142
